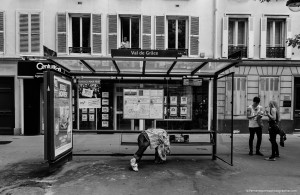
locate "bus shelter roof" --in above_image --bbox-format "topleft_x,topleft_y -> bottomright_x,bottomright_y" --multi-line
39,56 -> 241,78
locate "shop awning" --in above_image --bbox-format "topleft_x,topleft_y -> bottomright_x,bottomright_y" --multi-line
29,56 -> 242,78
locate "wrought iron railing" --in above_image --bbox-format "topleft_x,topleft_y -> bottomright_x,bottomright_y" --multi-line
266,47 -> 285,58
69,47 -> 91,54
166,48 -> 188,56
228,46 -> 247,58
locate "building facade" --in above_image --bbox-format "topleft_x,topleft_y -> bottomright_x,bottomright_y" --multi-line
0,0 -> 299,135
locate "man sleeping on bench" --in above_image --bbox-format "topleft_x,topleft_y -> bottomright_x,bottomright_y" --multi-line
130,128 -> 171,172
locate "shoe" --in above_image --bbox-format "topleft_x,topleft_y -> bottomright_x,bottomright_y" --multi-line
249,151 -> 253,156
130,158 -> 138,172
275,154 -> 280,158
264,157 -> 276,161
255,151 -> 264,156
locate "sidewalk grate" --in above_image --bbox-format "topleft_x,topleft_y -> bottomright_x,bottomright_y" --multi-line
0,141 -> 12,145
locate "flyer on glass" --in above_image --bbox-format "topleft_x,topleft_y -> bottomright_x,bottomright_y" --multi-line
181,96 -> 188,105
170,107 -> 177,116
170,96 -> 177,105
102,114 -> 109,120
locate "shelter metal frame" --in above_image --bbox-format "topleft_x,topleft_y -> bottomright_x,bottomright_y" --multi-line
22,55 -> 243,164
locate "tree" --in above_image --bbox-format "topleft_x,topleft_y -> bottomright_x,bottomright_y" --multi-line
260,0 -> 300,48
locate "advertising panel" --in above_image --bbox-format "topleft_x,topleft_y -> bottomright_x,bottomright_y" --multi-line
53,75 -> 73,157
44,70 -> 73,162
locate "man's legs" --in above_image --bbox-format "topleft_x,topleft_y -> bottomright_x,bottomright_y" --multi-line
132,133 -> 150,161
255,127 -> 263,156
249,128 -> 255,155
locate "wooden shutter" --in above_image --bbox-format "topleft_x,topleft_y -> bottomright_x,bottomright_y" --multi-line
92,14 -> 102,54
108,14 -> 117,54
19,13 -> 29,53
142,15 -> 151,49
155,16 -> 165,50
0,12 -> 4,53
189,16 -> 199,56
31,13 -> 40,53
222,16 -> 228,58
56,13 -> 67,54
285,18 -> 292,58
259,77 -> 266,108
240,77 -> 247,115
260,17 -> 267,58
226,78 -> 232,115
248,17 -> 254,59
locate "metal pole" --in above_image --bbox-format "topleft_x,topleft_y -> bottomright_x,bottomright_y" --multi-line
212,75 -> 218,160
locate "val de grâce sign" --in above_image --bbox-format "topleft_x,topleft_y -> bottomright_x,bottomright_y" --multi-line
111,49 -> 184,58
18,61 -> 67,77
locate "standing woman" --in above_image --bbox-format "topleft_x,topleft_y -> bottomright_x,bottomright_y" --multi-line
265,100 -> 280,161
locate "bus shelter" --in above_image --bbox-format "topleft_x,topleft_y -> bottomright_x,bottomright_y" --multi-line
27,52 -> 241,168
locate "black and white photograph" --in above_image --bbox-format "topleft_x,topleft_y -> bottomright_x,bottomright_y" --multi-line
1,0 -> 300,194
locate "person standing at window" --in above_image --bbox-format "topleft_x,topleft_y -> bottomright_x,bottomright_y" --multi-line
247,97 -> 264,156
120,37 -> 130,49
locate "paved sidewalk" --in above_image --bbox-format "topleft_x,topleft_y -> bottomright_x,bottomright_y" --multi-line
0,134 -> 300,195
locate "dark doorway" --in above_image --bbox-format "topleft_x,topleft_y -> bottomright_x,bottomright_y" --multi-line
0,77 -> 15,135
24,79 -> 41,135
294,77 -> 300,132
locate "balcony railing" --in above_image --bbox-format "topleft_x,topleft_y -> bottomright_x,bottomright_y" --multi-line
266,47 -> 285,58
69,47 -> 91,54
228,46 -> 247,58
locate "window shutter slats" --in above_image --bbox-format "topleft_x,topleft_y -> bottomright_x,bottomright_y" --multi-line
108,14 -> 117,54
19,14 -> 29,53
31,14 -> 40,52
0,12 -> 4,52
285,18 -> 292,58
142,15 -> 151,49
92,14 -> 102,54
190,16 -> 199,56
248,17 -> 254,58
260,17 -> 267,58
155,16 -> 165,50
222,16 -> 228,58
57,13 -> 67,54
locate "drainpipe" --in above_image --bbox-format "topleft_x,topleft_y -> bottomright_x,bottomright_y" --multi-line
213,0 -> 218,59
208,0 -> 218,131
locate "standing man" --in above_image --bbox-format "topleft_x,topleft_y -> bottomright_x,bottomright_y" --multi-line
247,97 -> 264,156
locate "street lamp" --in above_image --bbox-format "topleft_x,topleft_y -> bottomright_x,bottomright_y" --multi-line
286,0 -> 300,12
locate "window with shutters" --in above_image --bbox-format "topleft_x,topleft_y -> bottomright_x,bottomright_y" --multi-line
167,17 -> 188,55
18,12 -> 41,54
69,14 -> 91,54
226,77 -> 247,116
260,77 -> 280,109
266,19 -> 285,58
0,12 -> 4,53
228,19 -> 248,58
120,16 -> 140,49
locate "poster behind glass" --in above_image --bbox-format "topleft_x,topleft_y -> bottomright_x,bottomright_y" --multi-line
53,75 -> 72,158
78,80 -> 101,130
